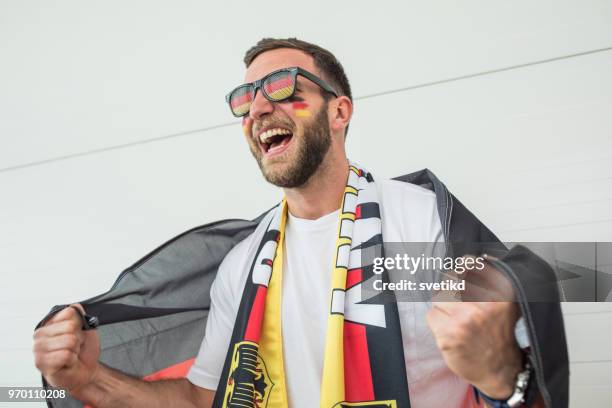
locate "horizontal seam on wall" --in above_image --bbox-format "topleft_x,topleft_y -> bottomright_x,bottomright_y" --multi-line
2,45 -> 611,174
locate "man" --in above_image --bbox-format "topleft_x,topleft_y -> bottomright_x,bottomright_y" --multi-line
34,38 -> 567,408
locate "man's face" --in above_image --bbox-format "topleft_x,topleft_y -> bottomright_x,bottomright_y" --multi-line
241,49 -> 332,188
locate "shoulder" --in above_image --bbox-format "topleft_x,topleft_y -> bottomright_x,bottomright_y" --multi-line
376,178 -> 437,211
376,178 -> 442,242
215,209 -> 276,299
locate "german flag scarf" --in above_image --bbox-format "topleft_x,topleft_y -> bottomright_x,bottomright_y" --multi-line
212,164 -> 411,408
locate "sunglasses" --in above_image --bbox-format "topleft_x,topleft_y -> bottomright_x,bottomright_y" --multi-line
225,67 -> 339,117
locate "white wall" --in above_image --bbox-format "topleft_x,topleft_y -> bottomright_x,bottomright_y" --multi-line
1,1 -> 611,406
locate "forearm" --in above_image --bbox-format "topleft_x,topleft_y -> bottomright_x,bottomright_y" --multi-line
70,364 -> 200,408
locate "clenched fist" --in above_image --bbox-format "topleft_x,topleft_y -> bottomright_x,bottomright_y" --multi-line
426,258 -> 523,399
33,304 -> 100,393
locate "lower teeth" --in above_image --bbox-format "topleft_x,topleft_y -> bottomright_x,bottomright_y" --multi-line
266,135 -> 292,152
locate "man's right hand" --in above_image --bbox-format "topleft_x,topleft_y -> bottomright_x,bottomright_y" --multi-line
33,303 -> 214,408
33,304 -> 100,393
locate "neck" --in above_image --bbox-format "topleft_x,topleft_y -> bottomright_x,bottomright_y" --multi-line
283,156 -> 349,220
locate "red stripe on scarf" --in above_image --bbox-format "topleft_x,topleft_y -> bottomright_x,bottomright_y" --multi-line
344,322 -> 374,402
244,285 -> 268,342
355,204 -> 362,219
346,268 -> 362,289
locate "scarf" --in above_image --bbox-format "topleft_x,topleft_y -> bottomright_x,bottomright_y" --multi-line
212,164 -> 411,408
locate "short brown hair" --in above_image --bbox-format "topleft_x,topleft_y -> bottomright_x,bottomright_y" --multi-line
244,38 -> 352,102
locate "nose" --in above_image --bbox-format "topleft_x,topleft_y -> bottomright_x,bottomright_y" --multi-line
249,89 -> 274,121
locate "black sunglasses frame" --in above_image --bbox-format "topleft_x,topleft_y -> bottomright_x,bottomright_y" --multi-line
225,67 -> 339,117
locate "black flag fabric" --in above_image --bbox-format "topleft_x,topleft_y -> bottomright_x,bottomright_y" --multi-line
36,218 -> 260,408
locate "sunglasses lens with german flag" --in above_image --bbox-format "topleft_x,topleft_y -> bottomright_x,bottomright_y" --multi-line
228,85 -> 254,117
228,70 -> 296,117
262,70 -> 295,101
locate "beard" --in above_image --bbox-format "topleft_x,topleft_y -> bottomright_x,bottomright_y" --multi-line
251,104 -> 332,188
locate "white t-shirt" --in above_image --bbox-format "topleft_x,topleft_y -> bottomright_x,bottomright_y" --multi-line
187,179 -> 474,408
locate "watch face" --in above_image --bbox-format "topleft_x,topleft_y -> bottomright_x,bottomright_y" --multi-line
507,362 -> 531,407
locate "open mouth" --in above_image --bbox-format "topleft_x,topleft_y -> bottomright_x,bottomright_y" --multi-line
258,127 -> 293,156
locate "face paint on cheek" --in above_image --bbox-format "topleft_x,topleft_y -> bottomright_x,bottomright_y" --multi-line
292,102 -> 311,117
242,117 -> 251,136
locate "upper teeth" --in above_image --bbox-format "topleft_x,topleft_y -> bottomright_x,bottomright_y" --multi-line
259,128 -> 291,143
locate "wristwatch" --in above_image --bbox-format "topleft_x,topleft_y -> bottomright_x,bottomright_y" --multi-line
477,359 -> 532,408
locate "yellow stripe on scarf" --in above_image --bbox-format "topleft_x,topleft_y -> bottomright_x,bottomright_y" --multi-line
258,199 -> 290,407
320,168 -> 360,408
258,167 -> 363,408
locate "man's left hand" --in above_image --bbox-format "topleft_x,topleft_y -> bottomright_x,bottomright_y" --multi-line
426,259 -> 523,399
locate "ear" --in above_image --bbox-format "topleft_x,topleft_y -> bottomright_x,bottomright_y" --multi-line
329,96 -> 353,136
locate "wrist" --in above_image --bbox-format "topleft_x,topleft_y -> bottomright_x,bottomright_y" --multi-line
475,351 -> 523,399
69,362 -> 102,404
476,357 -> 533,408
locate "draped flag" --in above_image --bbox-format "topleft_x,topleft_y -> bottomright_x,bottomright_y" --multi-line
35,167 -> 569,408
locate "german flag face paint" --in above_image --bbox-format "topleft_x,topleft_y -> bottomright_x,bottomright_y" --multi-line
292,102 -> 311,117
242,117 -> 251,137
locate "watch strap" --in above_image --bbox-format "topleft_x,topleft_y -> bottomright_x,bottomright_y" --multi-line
475,359 -> 532,408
